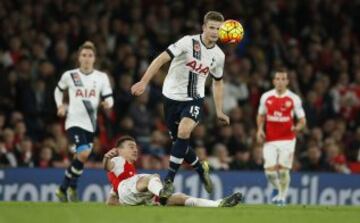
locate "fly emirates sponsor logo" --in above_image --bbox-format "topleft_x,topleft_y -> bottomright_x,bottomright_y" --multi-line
267,111 -> 290,122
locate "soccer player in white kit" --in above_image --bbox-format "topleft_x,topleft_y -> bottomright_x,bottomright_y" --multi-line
131,11 -> 229,202
256,69 -> 306,206
103,136 -> 243,207
54,41 -> 114,202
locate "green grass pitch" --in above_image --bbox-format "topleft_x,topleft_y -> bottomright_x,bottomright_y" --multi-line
0,202 -> 359,223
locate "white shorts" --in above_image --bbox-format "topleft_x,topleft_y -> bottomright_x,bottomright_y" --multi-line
263,139 -> 296,169
116,174 -> 155,205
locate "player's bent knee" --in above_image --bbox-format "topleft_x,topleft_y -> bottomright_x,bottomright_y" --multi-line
177,128 -> 191,139
265,166 -> 278,171
136,176 -> 150,192
278,166 -> 290,171
76,150 -> 91,162
149,174 -> 160,179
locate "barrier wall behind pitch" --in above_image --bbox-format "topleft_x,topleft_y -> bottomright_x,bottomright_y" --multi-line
0,168 -> 359,205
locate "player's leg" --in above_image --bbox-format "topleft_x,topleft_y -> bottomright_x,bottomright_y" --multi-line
160,117 -> 196,204
135,174 -> 164,197
263,142 -> 280,204
166,192 -> 243,207
165,117 -> 197,182
56,127 -> 93,202
183,146 -> 213,193
166,99 -> 213,191
161,98 -> 181,202
181,99 -> 212,192
117,175 -> 155,206
277,140 -> 296,205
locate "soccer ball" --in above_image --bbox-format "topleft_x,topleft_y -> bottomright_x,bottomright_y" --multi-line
218,20 -> 244,44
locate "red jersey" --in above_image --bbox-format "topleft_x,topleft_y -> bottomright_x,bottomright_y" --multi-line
107,156 -> 136,193
258,89 -> 305,142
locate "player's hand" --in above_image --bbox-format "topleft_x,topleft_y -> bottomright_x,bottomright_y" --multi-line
217,112 -> 230,125
104,148 -> 118,159
256,129 -> 265,143
131,81 -> 147,96
291,125 -> 302,134
57,105 -> 67,117
101,101 -> 111,109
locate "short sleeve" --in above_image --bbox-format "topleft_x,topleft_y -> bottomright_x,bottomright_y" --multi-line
210,54 -> 225,80
101,73 -> 113,98
166,36 -> 189,58
293,95 -> 305,119
258,94 -> 267,115
57,72 -> 69,91
111,157 -> 125,177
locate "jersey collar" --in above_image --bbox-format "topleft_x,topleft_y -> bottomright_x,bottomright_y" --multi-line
275,89 -> 288,97
200,34 -> 216,49
79,68 -> 95,76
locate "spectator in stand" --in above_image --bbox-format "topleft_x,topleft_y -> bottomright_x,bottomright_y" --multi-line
230,148 -> 251,170
300,145 -> 331,172
14,137 -> 34,167
208,143 -> 231,170
0,135 -> 17,167
35,146 -> 54,168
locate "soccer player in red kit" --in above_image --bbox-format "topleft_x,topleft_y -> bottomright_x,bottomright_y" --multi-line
103,136 -> 243,207
256,69 -> 306,206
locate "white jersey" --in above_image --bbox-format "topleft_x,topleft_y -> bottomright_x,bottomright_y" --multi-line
56,68 -> 113,132
163,34 -> 225,101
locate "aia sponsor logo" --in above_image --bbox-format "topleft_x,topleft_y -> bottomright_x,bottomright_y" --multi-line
75,89 -> 96,98
186,60 -> 209,75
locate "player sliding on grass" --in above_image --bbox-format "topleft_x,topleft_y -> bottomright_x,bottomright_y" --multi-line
103,136 -> 243,207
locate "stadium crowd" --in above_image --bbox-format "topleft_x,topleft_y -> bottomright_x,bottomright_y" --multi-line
0,0 -> 359,173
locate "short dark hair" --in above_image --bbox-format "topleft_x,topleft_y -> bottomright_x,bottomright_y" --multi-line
78,41 -> 96,55
203,11 -> 224,24
271,67 -> 288,79
116,135 -> 136,148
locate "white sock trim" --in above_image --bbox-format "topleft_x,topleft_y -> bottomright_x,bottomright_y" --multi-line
184,197 -> 219,207
190,157 -> 199,166
170,156 -> 184,164
148,177 -> 163,196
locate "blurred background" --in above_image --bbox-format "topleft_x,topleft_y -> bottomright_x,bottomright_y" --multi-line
0,0 -> 359,176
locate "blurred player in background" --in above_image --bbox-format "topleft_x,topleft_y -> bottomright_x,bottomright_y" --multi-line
103,136 -> 243,207
256,68 -> 306,206
131,11 -> 229,202
54,41 -> 114,202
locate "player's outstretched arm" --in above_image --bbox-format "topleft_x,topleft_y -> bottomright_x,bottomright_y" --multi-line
103,148 -> 118,171
212,79 -> 230,125
131,51 -> 171,96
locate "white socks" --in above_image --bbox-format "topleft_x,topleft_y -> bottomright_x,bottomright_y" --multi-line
147,177 -> 163,196
184,197 -> 220,207
278,169 -> 290,200
265,170 -> 280,190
